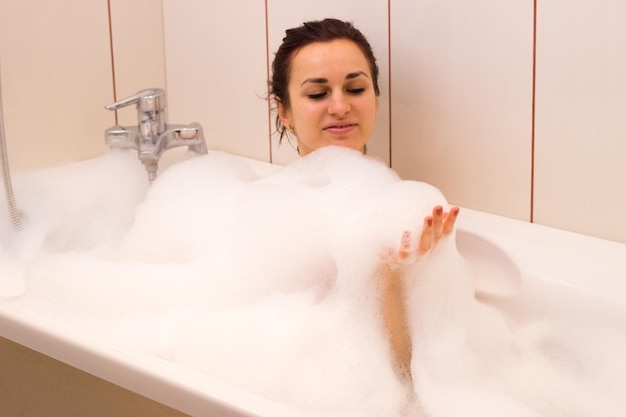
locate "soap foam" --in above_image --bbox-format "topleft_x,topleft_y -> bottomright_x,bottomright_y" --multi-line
2,146 -> 626,416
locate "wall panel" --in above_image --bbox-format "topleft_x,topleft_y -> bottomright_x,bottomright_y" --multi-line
390,0 -> 534,220
534,0 -> 626,243
108,0 -> 167,127
0,0 -> 113,169
162,0 -> 269,161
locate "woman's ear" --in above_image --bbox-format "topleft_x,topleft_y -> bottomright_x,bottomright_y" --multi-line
277,99 -> 292,130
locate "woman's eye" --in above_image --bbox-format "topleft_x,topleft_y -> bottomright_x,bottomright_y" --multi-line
347,88 -> 365,95
307,92 -> 327,100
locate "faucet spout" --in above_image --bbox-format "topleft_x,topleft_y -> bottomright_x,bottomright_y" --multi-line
142,161 -> 158,183
157,123 -> 207,155
104,89 -> 207,183
105,126 -> 139,150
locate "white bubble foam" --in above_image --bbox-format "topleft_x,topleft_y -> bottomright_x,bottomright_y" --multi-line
2,146 -> 625,416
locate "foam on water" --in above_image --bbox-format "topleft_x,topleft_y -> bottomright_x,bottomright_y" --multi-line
1,146 -> 625,416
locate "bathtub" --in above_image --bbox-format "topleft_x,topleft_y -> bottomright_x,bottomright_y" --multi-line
1,150 -> 625,417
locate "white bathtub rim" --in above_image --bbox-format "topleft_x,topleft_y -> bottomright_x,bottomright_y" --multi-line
0,299 -> 329,417
457,206 -> 626,308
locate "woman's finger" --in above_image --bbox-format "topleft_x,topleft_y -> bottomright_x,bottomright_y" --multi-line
442,206 -> 460,235
397,230 -> 412,261
432,205 -> 444,241
418,216 -> 433,255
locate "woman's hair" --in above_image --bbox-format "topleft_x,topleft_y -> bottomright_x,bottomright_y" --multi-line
270,18 -> 380,143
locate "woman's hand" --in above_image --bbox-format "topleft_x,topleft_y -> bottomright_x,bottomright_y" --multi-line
384,205 -> 460,268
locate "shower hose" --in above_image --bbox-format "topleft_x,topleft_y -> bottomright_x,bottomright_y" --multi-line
0,60 -> 23,231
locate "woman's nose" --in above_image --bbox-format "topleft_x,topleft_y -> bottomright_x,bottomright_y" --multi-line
327,92 -> 350,116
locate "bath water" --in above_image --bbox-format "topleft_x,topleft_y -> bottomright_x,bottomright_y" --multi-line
1,147 -> 625,416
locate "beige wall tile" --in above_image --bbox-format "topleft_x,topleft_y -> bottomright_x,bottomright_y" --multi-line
0,0 -> 114,170
162,0 -> 270,161
534,0 -> 626,243
390,0 -> 534,221
108,0 -> 167,127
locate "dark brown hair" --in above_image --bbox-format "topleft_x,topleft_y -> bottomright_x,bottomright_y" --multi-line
270,18 -> 380,143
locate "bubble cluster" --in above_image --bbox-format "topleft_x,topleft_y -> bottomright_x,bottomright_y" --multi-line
1,147 -> 625,416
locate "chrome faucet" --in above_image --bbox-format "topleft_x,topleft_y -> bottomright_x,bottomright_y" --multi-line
105,88 -> 207,182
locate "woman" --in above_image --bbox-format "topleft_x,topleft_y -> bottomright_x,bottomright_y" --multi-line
270,18 -> 460,381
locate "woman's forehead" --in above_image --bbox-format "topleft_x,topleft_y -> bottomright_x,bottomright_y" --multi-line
290,39 -> 372,83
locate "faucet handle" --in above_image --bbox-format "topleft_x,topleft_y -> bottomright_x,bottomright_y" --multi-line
105,88 -> 167,112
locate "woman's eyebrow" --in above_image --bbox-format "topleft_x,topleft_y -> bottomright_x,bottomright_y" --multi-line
300,77 -> 328,86
346,71 -> 369,80
300,71 -> 369,87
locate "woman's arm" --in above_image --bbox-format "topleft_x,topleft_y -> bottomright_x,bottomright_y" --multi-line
379,263 -> 413,381
379,206 -> 459,382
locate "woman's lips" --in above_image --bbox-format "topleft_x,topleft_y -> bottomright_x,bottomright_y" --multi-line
323,123 -> 357,135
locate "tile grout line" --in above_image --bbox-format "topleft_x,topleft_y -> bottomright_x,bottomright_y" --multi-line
264,0 -> 273,164
106,0 -> 118,125
530,0 -> 537,223
387,0 -> 393,168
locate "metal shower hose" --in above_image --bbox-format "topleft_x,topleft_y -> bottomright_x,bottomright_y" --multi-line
0,59 -> 23,231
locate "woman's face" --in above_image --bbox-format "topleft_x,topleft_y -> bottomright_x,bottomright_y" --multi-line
278,39 -> 379,156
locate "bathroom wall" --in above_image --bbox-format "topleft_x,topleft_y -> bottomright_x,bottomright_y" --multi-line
1,0 -> 624,242
390,0 -> 533,221
533,0 -> 626,243
0,0 -> 165,169
108,0 -> 167,127
0,0 -> 112,169
162,0 -> 626,243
